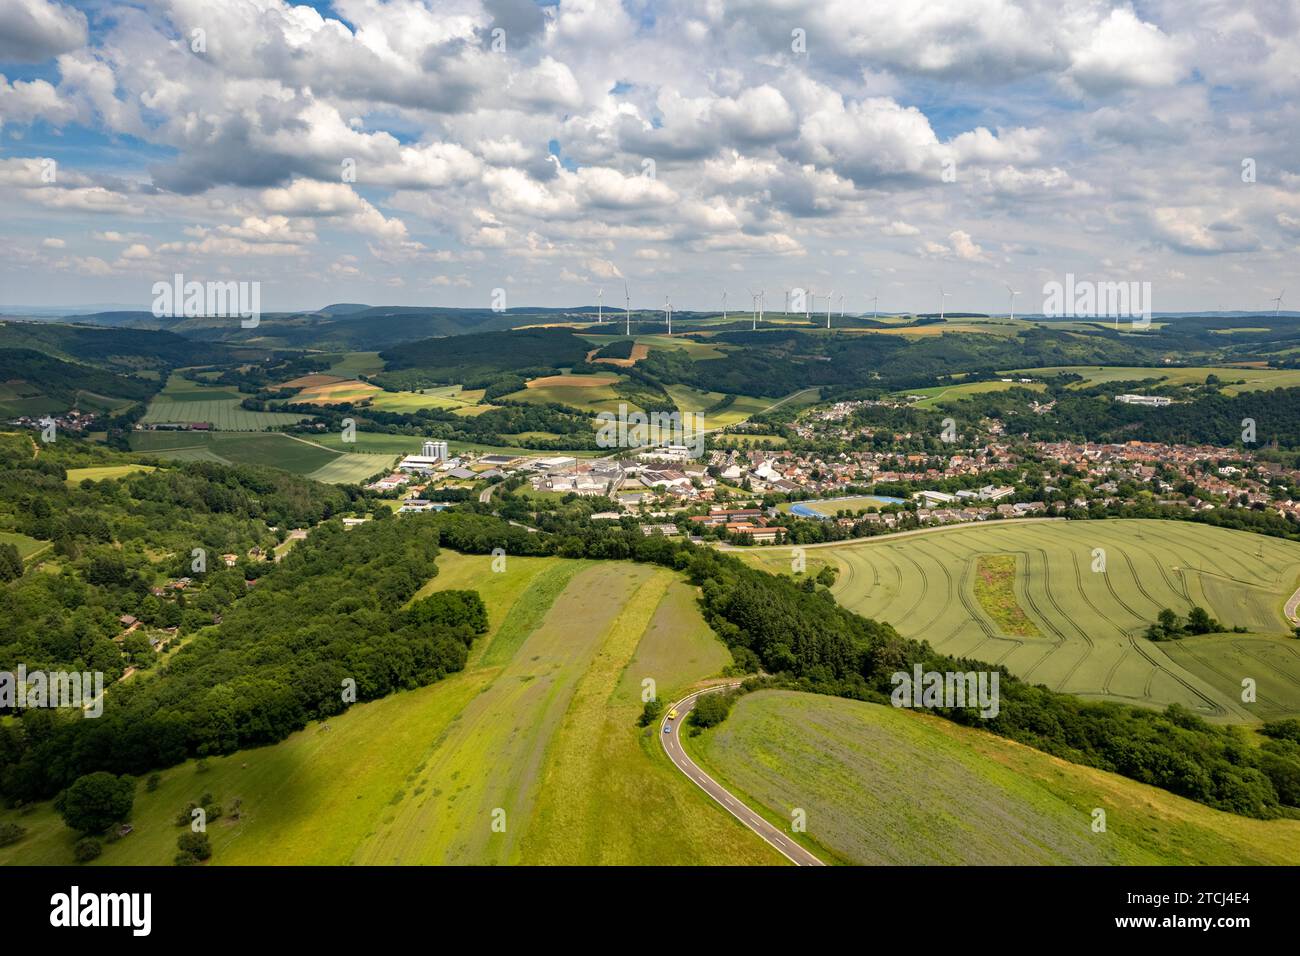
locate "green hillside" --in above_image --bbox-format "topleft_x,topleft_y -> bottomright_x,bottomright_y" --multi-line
690,690 -> 1300,865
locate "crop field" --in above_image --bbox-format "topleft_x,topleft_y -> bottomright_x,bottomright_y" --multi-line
309,430 -> 605,458
143,375 -> 306,430
129,431 -> 397,483
1009,365 -> 1300,394
289,379 -> 381,404
64,464 -> 156,484
661,385 -> 775,428
901,379 -> 1047,409
0,553 -> 763,866
741,519 -> 1300,720
505,374 -> 634,414
325,351 -> 386,377
689,690 -> 1300,865
366,386 -> 484,412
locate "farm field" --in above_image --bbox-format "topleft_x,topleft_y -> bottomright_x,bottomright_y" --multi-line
309,430 -> 606,459
739,519 -> 1300,720
129,431 -> 397,483
64,464 -> 155,484
1009,365 -> 1300,394
901,379 -> 1047,409
324,351 -> 385,377
143,375 -> 306,430
0,554 -> 758,866
504,374 -> 633,414
661,385 -> 776,428
689,690 -> 1300,865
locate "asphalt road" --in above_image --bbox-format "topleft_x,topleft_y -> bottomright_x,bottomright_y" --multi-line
660,685 -> 825,866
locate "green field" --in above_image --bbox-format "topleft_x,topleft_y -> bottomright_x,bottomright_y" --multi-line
1010,365 -> 1300,394
662,385 -> 776,429
0,553 -> 761,866
740,520 -> 1300,720
64,464 -> 156,484
365,386 -> 483,413
309,430 -> 606,459
129,431 -> 396,484
690,690 -> 1300,864
324,351 -> 385,377
776,495 -> 901,517
0,530 -> 49,560
143,375 -> 307,430
503,374 -> 635,414
901,379 -> 1047,409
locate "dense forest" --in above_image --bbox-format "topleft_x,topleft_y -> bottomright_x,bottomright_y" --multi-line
0,513 -> 485,802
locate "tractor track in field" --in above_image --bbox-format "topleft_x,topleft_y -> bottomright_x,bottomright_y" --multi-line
1120,549 -> 1166,614
1068,549 -> 1131,695
1234,641 -> 1300,689
891,546 -> 931,626
1125,634 -> 1226,716
1129,537 -> 1192,604
1030,546 -> 1097,692
926,538 -> 998,642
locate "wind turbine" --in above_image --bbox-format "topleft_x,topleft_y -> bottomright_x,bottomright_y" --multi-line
623,282 -> 631,336
839,293 -> 845,318
868,293 -> 878,319
825,289 -> 834,329
664,295 -> 673,336
1006,283 -> 1020,321
939,286 -> 951,321
721,289 -> 728,322
748,288 -> 758,330
596,287 -> 603,324
1273,290 -> 1286,318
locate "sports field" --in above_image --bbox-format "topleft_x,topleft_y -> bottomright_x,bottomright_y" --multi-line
142,375 -> 307,430
740,520 -> 1300,720
690,690 -> 1300,865
777,495 -> 904,517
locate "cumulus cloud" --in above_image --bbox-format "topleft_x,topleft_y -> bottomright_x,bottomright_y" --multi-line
0,0 -> 1294,309
0,0 -> 86,63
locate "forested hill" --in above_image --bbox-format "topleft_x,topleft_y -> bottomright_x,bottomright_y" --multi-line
0,430 -> 498,803
0,322 -> 237,371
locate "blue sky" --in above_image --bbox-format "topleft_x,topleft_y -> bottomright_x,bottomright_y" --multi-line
1,0 -> 1298,314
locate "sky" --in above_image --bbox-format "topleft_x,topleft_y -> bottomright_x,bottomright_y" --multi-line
0,0 -> 1298,315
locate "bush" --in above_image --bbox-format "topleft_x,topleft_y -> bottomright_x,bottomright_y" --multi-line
0,822 -> 26,847
58,773 -> 135,835
145,773 -> 161,793
637,698 -> 664,728
176,831 -> 212,862
74,838 -> 102,863
689,690 -> 739,729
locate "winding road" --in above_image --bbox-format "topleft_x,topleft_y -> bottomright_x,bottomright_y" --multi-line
660,684 -> 825,866
1285,583 -> 1300,627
